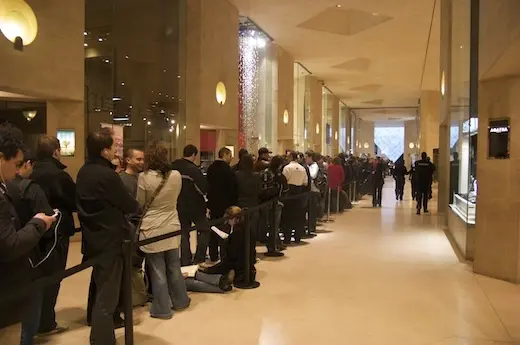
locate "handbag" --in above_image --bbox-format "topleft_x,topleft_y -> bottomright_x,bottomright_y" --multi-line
134,171 -> 171,244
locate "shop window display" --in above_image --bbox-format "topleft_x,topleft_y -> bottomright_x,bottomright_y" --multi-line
448,0 -> 477,225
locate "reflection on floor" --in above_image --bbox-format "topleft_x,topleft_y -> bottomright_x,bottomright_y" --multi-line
2,180 -> 520,344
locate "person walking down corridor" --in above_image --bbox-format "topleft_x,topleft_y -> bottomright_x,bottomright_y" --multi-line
76,128 -> 139,345
372,156 -> 385,207
30,136 -> 76,336
415,152 -> 435,215
172,145 -> 210,266
137,142 -> 190,319
393,159 -> 408,201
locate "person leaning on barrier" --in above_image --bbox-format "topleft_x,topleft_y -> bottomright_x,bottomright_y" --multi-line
76,127 -> 139,345
172,145 -> 210,266
0,124 -> 56,330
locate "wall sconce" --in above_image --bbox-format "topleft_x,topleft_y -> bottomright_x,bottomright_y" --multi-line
316,123 -> 320,135
347,137 -> 350,144
0,0 -> 38,51
216,81 -> 227,106
440,71 -> 446,97
408,142 -> 415,149
334,131 -> 338,140
22,110 -> 36,121
363,142 -> 369,149
283,109 -> 289,125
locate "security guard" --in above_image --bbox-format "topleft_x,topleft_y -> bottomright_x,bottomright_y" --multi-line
415,152 -> 435,215
392,159 -> 408,201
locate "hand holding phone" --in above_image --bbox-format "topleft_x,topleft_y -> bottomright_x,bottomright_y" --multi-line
34,213 -> 57,231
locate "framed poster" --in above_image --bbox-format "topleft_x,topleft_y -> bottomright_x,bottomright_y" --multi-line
56,130 -> 75,157
488,118 -> 510,159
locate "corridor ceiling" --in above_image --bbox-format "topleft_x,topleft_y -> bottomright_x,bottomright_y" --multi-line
230,0 -> 440,115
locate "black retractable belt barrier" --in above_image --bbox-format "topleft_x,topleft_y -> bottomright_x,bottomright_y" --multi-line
323,188 -> 334,223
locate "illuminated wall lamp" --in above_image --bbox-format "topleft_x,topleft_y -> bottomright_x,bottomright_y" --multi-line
0,0 -> 38,51
315,123 -> 320,135
216,81 -> 227,106
409,142 -> 415,149
363,142 -> 369,149
440,71 -> 446,97
334,131 -> 338,140
283,109 -> 289,125
22,110 -> 36,121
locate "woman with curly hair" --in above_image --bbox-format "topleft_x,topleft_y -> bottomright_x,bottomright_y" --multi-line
137,141 -> 190,319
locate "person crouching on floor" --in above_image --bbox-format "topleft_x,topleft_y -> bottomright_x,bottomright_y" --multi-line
201,206 -> 256,286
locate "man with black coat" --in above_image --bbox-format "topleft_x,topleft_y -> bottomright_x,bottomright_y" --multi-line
207,147 -> 237,262
392,159 -> 408,201
0,124 -> 55,331
171,145 -> 210,266
29,136 -> 76,336
415,152 -> 435,215
372,156 -> 385,207
7,150 -> 56,344
232,148 -> 248,172
76,128 -> 139,345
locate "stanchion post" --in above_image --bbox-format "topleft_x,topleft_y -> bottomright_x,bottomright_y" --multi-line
122,240 -> 134,345
327,188 -> 331,222
307,194 -> 312,233
336,186 -> 340,213
353,181 -> 357,201
234,209 -> 260,289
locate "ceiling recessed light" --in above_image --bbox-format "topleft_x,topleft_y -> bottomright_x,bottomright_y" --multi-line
336,4 -> 342,8
84,43 -> 88,47
98,38 -> 103,42
372,12 -> 379,16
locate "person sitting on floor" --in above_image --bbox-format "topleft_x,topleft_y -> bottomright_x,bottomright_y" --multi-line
182,267 -> 235,293
200,206 -> 256,286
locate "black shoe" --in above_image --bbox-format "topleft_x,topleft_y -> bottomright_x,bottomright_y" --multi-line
114,316 -> 125,329
279,244 -> 287,251
424,209 -> 429,213
219,270 -> 235,291
416,209 -> 421,215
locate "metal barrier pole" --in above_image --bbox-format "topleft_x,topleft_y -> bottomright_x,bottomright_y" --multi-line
336,186 -> 340,213
307,194 -> 313,233
122,240 -> 134,345
324,188 -> 332,222
353,182 -> 357,201
234,209 -> 260,289
265,201 -> 284,257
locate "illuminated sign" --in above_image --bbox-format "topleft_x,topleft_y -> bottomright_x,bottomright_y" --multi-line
488,118 -> 510,159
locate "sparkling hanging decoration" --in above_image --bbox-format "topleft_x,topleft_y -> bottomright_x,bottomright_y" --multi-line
238,30 -> 260,152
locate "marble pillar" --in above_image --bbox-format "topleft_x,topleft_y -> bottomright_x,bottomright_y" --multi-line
276,45 -> 294,154
404,120 -> 419,168
306,76 -> 323,153
419,90 -> 440,158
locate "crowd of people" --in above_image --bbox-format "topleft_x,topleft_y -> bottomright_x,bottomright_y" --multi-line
0,124 -> 360,345
0,119 -> 437,345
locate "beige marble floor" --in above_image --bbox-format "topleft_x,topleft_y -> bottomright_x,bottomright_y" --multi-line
2,181 -> 520,345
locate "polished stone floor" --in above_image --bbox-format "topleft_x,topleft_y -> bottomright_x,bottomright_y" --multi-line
3,181 -> 520,344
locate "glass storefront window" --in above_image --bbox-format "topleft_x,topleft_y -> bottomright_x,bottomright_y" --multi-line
449,0 -> 477,225
84,0 -> 186,161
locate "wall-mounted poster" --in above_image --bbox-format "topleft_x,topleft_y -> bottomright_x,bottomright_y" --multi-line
488,118 -> 510,159
57,130 -> 75,157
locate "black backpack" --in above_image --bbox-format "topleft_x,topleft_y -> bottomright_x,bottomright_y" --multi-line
314,167 -> 328,193
259,168 -> 277,200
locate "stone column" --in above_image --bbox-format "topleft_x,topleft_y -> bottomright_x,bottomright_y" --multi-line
419,90 -> 440,158
473,0 -> 520,282
276,45 -> 294,154
331,95 -> 340,156
306,76 -> 323,153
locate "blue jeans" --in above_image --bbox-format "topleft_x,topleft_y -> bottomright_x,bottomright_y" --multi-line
20,292 -> 43,345
147,249 -> 190,319
185,272 -> 224,293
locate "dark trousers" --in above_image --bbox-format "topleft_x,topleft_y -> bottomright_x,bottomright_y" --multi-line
90,256 -> 123,345
308,192 -> 320,233
372,184 -> 383,206
411,181 -> 416,199
266,201 -> 283,252
416,188 -> 429,212
38,236 -> 70,333
86,266 -> 121,326
281,185 -> 305,243
179,213 -> 210,266
395,179 -> 405,200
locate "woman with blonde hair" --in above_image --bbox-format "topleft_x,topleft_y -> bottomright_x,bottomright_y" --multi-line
137,141 -> 190,319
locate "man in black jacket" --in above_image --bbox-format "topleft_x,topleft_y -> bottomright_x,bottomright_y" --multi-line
171,145 -> 209,266
207,147 -> 237,262
29,136 -> 76,335
7,150 -> 56,344
0,124 -> 55,331
415,152 -> 435,215
76,128 -> 139,345
372,156 -> 385,207
393,159 -> 409,201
